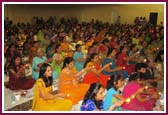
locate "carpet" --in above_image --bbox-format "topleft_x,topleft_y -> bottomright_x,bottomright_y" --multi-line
6,100 -> 33,111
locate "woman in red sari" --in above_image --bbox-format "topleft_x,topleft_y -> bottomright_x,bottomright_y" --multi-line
8,55 -> 35,90
83,53 -> 111,88
116,46 -> 138,75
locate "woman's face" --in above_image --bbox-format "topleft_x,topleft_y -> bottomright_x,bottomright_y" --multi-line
136,78 -> 144,86
67,61 -> 74,69
39,49 -> 44,57
57,46 -> 62,53
15,57 -> 21,66
95,87 -> 105,101
111,49 -> 117,57
92,55 -> 99,63
44,66 -> 52,77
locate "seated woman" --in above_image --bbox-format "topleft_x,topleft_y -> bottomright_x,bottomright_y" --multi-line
116,46 -> 138,77
32,63 -> 72,111
122,72 -> 159,111
81,82 -> 124,111
52,44 -> 65,79
58,57 -> 91,105
73,44 -> 86,71
83,53 -> 111,88
8,55 -> 35,90
32,48 -> 50,80
102,48 -> 123,77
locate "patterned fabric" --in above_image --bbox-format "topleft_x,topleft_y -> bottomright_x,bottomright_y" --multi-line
81,99 -> 103,111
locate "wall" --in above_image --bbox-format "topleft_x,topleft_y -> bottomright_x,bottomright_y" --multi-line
4,4 -> 164,25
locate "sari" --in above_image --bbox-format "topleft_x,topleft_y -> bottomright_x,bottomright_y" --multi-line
83,62 -> 110,88
59,68 -> 90,105
32,78 -> 72,111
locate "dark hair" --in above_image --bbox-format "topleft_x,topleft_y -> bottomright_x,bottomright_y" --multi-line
106,75 -> 123,90
8,54 -> 22,72
135,63 -> 148,72
83,82 -> 103,109
155,50 -> 164,62
128,72 -> 144,82
75,44 -> 81,51
107,48 -> 115,57
39,63 -> 53,87
62,57 -> 74,69
84,53 -> 98,67
55,44 -> 61,52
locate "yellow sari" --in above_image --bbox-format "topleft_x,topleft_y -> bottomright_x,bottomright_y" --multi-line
32,78 -> 72,111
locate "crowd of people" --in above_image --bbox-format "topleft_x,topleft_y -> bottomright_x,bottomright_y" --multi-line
4,16 -> 164,111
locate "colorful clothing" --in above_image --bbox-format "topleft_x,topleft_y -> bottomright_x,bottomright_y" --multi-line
8,67 -> 35,90
32,78 -> 72,111
59,68 -> 90,104
81,99 -> 103,111
122,82 -> 153,111
104,88 -> 122,111
116,53 -> 135,75
32,56 -> 47,80
102,58 -> 118,76
73,51 -> 84,71
52,52 -> 64,79
83,62 -> 110,88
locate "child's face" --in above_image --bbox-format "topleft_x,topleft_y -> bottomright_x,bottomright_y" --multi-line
116,79 -> 124,88
95,87 -> 105,101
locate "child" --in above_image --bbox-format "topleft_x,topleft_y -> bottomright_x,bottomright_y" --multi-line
104,75 -> 124,111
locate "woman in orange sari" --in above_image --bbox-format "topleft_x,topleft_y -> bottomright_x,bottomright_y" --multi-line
82,53 -> 111,88
58,57 -> 91,105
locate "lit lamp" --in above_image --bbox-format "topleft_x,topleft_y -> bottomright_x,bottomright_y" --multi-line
122,66 -> 126,70
144,85 -> 148,90
144,59 -> 147,63
67,93 -> 70,97
125,98 -> 131,104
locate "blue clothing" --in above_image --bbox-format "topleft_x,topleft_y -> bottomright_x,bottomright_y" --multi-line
102,58 -> 118,76
80,99 -> 103,111
104,88 -> 122,111
32,56 -> 47,80
73,51 -> 84,71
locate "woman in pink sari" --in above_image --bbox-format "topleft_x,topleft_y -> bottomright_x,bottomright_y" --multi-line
122,72 -> 159,111
83,53 -> 111,88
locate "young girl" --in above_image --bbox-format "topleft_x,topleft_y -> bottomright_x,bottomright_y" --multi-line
32,63 -> 72,111
81,82 -> 123,111
104,75 -> 124,111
